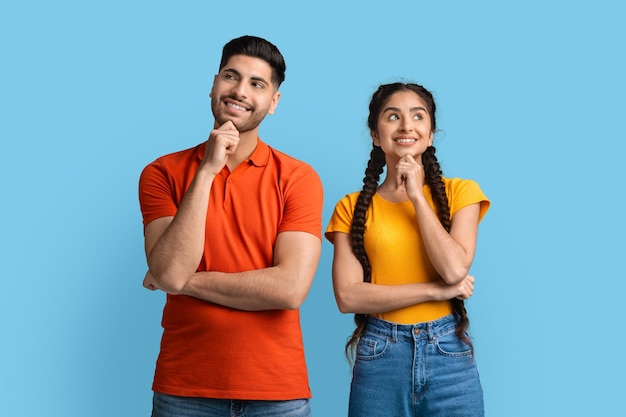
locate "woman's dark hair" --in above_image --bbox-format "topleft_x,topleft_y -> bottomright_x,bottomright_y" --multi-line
346,82 -> 471,359
219,35 -> 286,88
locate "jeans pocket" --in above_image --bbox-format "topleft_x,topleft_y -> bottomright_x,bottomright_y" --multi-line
435,329 -> 473,357
356,332 -> 390,360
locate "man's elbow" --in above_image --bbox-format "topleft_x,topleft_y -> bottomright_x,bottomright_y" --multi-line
277,279 -> 314,310
280,288 -> 309,310
152,269 -> 189,294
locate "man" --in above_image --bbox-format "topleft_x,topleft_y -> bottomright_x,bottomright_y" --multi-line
139,35 -> 323,417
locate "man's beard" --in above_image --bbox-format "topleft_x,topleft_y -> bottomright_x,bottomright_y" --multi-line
211,95 -> 269,133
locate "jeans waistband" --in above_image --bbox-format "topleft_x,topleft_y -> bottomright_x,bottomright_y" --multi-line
365,314 -> 459,342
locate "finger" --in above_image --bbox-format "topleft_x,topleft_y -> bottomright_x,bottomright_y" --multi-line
220,120 -> 238,131
457,290 -> 470,300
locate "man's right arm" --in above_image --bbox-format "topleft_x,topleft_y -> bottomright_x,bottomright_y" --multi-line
144,121 -> 240,292
144,166 -> 216,293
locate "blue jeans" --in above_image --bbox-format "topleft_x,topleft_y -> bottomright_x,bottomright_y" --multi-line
151,392 -> 312,417
348,315 -> 484,417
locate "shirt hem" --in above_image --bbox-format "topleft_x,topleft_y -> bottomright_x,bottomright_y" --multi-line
152,384 -> 312,401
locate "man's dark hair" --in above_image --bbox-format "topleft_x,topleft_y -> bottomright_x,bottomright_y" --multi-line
219,35 -> 286,89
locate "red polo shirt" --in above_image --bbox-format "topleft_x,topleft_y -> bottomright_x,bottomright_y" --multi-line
139,139 -> 323,400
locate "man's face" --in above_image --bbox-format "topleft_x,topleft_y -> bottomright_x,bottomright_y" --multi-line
210,54 -> 280,133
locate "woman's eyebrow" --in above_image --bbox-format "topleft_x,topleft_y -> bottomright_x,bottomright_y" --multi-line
382,106 -> 427,113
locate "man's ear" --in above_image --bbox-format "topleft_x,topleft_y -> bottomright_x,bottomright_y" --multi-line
209,74 -> 218,98
267,91 -> 281,115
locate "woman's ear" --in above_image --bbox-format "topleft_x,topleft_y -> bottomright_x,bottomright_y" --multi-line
371,130 -> 380,146
428,132 -> 434,147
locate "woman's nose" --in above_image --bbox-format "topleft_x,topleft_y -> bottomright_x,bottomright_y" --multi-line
400,118 -> 413,132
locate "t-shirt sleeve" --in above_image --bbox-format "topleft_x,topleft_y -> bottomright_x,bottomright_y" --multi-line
324,193 -> 356,244
447,178 -> 490,222
138,159 -> 178,228
279,164 -> 324,240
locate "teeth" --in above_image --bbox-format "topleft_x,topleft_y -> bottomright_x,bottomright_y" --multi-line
396,139 -> 415,143
227,103 -> 247,111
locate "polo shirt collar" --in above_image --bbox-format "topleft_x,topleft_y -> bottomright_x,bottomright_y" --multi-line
196,137 -> 269,168
247,139 -> 269,167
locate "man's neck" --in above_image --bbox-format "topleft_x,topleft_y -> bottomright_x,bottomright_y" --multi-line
226,130 -> 258,171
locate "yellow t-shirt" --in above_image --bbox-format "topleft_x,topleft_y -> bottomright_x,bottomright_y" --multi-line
325,177 -> 490,324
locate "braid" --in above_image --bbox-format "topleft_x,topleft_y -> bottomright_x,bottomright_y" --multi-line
345,146 -> 386,360
423,146 -> 472,351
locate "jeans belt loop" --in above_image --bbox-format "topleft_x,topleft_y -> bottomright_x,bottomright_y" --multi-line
427,321 -> 435,342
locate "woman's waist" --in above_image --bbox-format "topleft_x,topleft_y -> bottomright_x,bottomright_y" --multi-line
374,300 -> 453,325
365,312 -> 459,340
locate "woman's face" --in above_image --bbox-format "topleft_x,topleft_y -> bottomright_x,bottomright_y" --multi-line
371,90 -> 433,160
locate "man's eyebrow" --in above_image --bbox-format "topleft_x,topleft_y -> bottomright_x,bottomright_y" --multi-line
222,67 -> 241,76
250,75 -> 269,84
222,67 -> 269,85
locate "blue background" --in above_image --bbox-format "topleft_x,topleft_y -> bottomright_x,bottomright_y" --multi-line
1,1 -> 624,415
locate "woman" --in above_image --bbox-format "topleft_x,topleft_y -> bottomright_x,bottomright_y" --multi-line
325,82 -> 490,417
